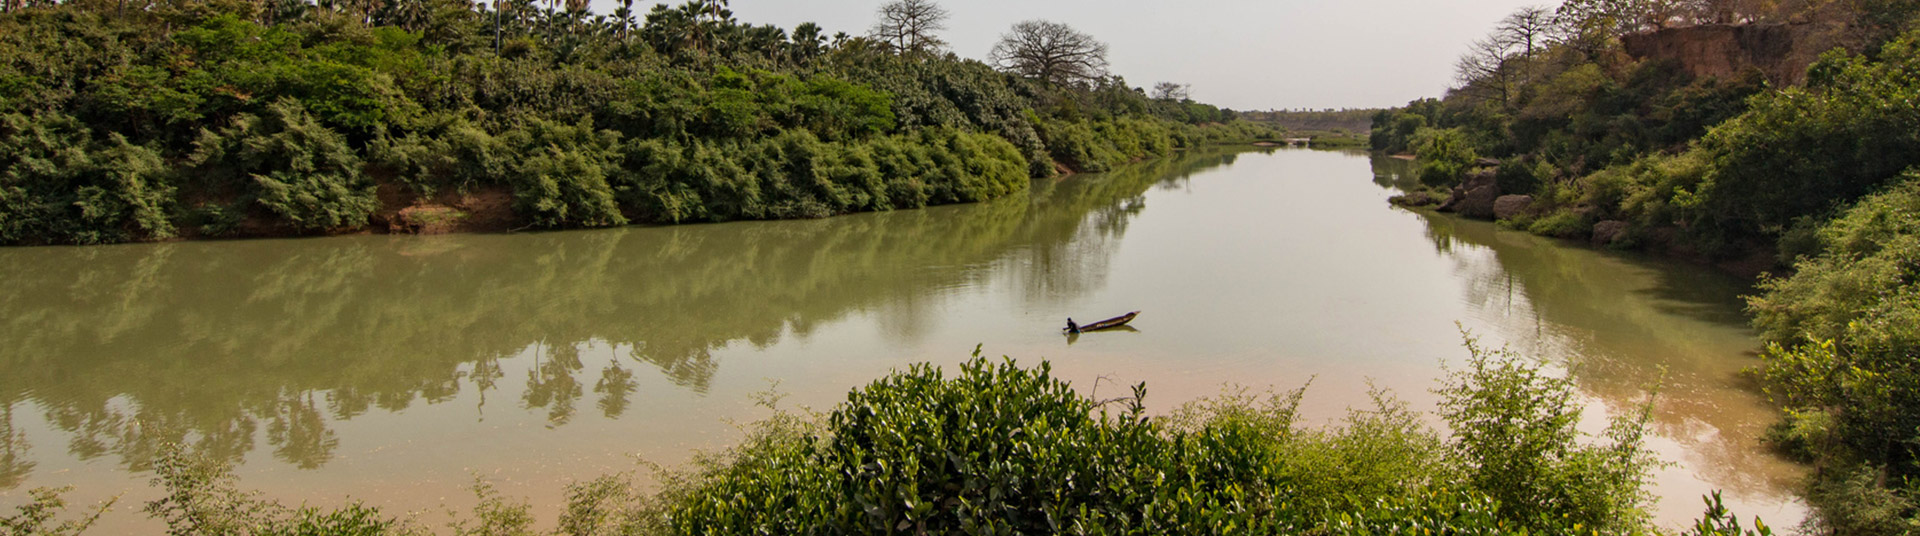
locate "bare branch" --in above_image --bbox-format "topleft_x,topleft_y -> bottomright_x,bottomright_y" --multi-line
989,20 -> 1110,88
868,0 -> 949,55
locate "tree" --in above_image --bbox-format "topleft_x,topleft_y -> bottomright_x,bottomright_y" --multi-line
1453,6 -> 1559,109
1150,82 -> 1189,101
1498,6 -> 1556,60
989,20 -> 1109,88
868,0 -> 948,55
1454,36 -> 1520,108
1556,0 -> 1688,38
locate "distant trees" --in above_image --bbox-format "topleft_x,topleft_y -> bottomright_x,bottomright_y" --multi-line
1555,0 -> 1799,38
1453,6 -> 1560,109
1150,82 -> 1190,101
989,20 -> 1109,88
869,0 -> 948,55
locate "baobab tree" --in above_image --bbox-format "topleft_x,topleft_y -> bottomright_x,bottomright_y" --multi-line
1151,82 -> 1191,101
989,20 -> 1110,88
869,0 -> 949,55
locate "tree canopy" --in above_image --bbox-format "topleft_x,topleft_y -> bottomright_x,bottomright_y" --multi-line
0,0 -> 1275,245
989,19 -> 1111,88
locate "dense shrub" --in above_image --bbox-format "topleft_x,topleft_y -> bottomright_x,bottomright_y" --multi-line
1437,337 -> 1659,533
0,113 -> 174,245
1035,117 -> 1187,173
497,119 -> 628,229
368,119 -> 513,196
0,0 -> 1278,245
1494,158 -> 1542,197
1416,129 -> 1477,188
1694,34 -> 1920,245
1751,172 -> 1920,535
189,99 -> 376,233
657,343 -> 1659,535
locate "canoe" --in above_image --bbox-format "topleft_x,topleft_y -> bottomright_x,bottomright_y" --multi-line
1065,311 -> 1138,334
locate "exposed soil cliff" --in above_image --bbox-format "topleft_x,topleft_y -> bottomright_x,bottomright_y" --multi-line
1622,22 -> 1850,85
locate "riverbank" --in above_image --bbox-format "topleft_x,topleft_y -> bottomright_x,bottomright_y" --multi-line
0,148 -> 1801,533
0,2 -> 1280,248
6,135 -> 1281,246
1379,154 -> 1782,280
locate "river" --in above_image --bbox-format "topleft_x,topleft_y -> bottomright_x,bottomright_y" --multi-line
0,147 -> 1804,531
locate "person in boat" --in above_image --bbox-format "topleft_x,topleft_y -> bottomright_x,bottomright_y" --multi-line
1066,318 -> 1080,334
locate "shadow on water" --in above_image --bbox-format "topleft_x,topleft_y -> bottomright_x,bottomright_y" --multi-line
0,149 -> 1249,483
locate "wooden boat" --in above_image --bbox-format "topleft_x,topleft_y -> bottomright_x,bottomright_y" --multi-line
1065,311 -> 1139,334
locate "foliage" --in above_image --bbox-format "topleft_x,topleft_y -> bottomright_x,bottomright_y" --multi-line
1416,128 -> 1477,188
0,0 -> 1271,245
189,99 -> 377,233
144,444 -> 412,536
0,337 -> 1725,535
1750,172 -> 1920,534
1435,336 -> 1659,534
1678,492 -> 1775,536
1035,116 -> 1178,173
617,126 -> 1028,222
1,487 -> 112,536
653,343 -> 1661,535
0,112 -> 174,245
1692,37 -> 1920,245
1527,209 -> 1589,239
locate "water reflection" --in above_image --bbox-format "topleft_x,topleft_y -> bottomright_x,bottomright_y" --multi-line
0,149 -> 1244,481
1380,158 -> 1801,504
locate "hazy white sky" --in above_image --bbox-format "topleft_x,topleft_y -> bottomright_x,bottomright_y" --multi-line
588,0 -> 1548,110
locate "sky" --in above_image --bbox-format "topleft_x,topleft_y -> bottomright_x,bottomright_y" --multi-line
586,0 -> 1550,111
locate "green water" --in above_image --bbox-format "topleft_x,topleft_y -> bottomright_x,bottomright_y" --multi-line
0,148 -> 1802,531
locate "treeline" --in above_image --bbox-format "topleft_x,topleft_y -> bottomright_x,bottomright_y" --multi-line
1371,0 -> 1920,532
1242,108 -> 1379,133
0,0 -> 1277,246
7,346 -> 1775,536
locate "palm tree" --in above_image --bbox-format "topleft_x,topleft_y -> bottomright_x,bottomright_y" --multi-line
612,0 -> 635,41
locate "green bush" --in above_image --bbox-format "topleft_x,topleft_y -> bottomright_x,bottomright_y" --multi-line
189,99 -> 376,233
655,343 -> 1659,535
1694,33 -> 1920,243
497,119 -> 628,229
368,118 -> 513,197
1436,337 -> 1659,533
0,486 -> 112,536
0,113 -> 175,245
1416,129 -> 1477,188
1495,158 -> 1541,197
1750,172 -> 1920,535
1527,209 -> 1589,239
612,127 -> 1026,224
141,445 -> 409,536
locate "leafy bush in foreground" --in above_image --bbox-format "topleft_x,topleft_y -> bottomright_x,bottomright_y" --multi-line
657,342 -> 1661,535
5,341 -> 1723,535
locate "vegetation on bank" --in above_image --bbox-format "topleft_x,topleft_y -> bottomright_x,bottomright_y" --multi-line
0,0 -> 1276,246
1370,0 -> 1920,531
1241,108 -> 1377,148
7,344 -> 1781,536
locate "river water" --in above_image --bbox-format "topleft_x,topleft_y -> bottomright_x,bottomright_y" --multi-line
0,148 -> 1805,531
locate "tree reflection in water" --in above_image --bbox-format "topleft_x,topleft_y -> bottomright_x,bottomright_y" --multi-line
1376,159 -> 1802,501
0,148 -> 1246,482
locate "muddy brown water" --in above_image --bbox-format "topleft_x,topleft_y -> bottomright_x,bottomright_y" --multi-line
0,148 -> 1804,531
